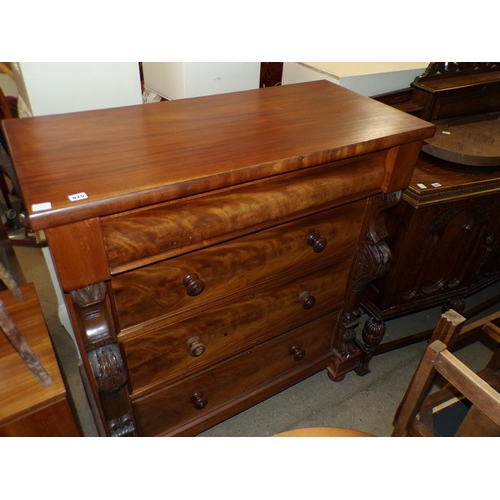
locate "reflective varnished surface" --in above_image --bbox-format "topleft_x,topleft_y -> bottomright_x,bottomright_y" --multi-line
2,82 -> 434,436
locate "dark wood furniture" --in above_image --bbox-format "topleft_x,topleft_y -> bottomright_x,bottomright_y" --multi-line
0,283 -> 80,436
259,62 -> 283,88
0,87 -> 16,210
1,81 -> 433,436
358,64 -> 500,372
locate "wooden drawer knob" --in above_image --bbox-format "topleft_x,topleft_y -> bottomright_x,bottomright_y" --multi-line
307,232 -> 327,253
192,392 -> 208,410
182,273 -> 205,296
290,345 -> 306,361
298,291 -> 315,309
187,336 -> 206,357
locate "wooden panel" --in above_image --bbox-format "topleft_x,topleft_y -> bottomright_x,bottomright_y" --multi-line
2,81 -> 434,231
45,219 -> 111,291
0,399 -> 79,437
382,142 -> 424,193
133,313 -> 338,436
0,283 -> 79,436
122,260 -> 352,393
366,189 -> 500,312
102,158 -> 380,270
111,202 -> 366,330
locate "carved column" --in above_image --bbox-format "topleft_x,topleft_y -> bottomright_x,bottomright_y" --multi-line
328,191 -> 401,380
70,283 -> 136,437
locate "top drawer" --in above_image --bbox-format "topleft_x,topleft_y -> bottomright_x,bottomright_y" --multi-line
101,152 -> 386,271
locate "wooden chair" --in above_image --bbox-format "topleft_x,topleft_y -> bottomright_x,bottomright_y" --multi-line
392,309 -> 500,437
274,309 -> 500,437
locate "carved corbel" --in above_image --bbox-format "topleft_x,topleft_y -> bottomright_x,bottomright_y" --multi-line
335,191 -> 401,359
70,283 -> 113,349
70,283 -> 136,437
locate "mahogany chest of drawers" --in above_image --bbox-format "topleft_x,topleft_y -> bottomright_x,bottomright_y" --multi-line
2,81 -> 434,436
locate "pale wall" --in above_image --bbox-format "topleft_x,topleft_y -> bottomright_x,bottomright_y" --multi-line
282,62 -> 429,96
13,62 -> 142,116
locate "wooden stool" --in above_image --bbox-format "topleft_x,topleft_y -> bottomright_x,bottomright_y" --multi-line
274,426 -> 374,437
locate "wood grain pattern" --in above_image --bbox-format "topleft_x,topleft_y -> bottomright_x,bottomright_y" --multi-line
133,313 -> 338,436
2,81 -> 434,231
3,82 -> 432,436
45,218 -> 111,291
112,202 -> 365,330
406,154 -> 500,203
122,260 -> 352,393
102,156 -> 382,270
0,283 -> 79,436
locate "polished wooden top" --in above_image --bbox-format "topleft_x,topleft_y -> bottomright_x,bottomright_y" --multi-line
422,115 -> 500,167
0,283 -> 66,425
414,70 -> 500,92
2,80 -> 434,230
404,153 -> 500,206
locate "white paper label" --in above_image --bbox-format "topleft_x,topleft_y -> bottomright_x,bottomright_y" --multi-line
416,183 -> 427,189
431,183 -> 442,188
68,192 -> 88,202
32,202 -> 52,212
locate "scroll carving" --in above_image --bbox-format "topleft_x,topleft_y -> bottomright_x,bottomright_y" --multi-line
418,62 -> 500,82
335,191 -> 401,358
70,283 -> 113,347
71,282 -> 136,437
351,241 -> 392,295
337,310 -> 361,358
88,344 -> 127,394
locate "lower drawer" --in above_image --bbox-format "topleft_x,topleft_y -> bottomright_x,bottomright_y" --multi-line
111,201 -> 365,331
122,259 -> 352,393
133,312 -> 339,436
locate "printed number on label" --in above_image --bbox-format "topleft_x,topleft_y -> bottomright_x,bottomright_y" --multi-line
68,192 -> 89,202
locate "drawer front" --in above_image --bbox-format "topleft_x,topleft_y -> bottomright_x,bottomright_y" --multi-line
123,259 -> 352,393
111,202 -> 365,331
133,312 -> 339,436
101,152 -> 385,270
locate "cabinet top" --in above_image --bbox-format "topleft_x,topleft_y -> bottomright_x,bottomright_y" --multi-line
2,80 -> 434,230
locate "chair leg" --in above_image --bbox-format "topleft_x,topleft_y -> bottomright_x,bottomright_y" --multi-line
0,173 -> 12,210
393,310 -> 466,429
392,341 -> 448,436
0,300 -> 53,387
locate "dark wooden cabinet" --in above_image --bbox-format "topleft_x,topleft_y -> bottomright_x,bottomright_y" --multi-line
359,64 -> 500,371
359,154 -> 500,369
2,81 -> 433,436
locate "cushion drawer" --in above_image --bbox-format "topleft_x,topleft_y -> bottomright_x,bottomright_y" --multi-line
133,312 -> 339,436
111,202 -> 365,331
101,152 -> 385,270
122,258 -> 352,393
